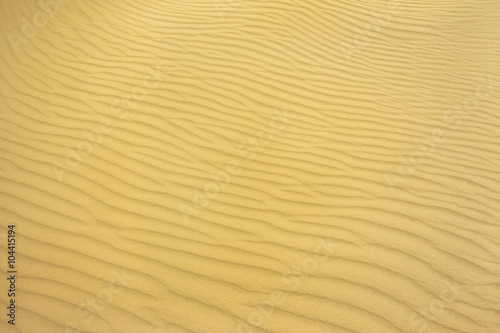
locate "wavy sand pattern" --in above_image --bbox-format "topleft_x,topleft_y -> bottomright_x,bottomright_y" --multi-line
1,0 -> 500,332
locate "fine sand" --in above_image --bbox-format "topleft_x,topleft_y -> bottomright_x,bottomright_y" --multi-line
1,0 -> 500,332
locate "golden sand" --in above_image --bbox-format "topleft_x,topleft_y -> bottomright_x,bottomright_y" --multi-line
1,0 -> 500,332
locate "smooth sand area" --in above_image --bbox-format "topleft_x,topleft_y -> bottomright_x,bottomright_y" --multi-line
1,0 -> 500,332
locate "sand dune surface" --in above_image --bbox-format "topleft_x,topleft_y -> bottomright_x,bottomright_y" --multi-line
1,0 -> 500,332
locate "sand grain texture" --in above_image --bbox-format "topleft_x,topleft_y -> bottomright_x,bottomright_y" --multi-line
1,0 -> 500,332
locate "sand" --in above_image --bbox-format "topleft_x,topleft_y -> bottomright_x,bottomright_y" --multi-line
1,0 -> 500,332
